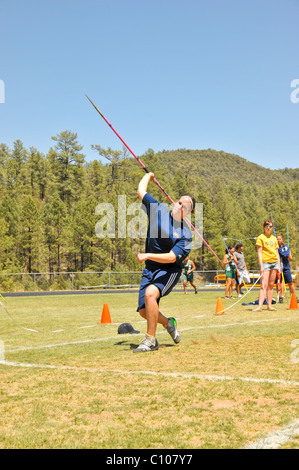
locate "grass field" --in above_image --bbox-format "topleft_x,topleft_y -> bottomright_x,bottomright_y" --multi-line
0,288 -> 298,449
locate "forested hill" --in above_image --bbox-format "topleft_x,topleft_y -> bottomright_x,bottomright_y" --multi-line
0,133 -> 298,285
141,148 -> 299,188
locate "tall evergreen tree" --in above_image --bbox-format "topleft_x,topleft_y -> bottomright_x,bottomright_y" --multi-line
5,140 -> 28,195
69,196 -> 99,271
43,193 -> 69,272
19,196 -> 43,273
48,131 -> 86,207
26,147 -> 49,200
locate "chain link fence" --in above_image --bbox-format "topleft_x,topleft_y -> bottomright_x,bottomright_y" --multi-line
1,269 -> 294,294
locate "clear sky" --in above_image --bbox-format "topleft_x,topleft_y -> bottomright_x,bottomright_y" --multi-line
1,0 -> 298,170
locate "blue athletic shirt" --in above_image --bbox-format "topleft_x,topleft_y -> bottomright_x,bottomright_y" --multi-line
141,193 -> 192,271
278,243 -> 290,270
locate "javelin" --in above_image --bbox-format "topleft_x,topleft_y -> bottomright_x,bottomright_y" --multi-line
271,213 -> 283,297
86,95 -> 223,265
271,213 -> 276,237
221,237 -> 237,268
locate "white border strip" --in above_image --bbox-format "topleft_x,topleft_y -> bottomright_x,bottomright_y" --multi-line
5,315 -> 298,353
244,419 -> 299,449
1,360 -> 299,387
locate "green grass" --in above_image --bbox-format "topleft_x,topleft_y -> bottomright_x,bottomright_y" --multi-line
0,289 -> 298,449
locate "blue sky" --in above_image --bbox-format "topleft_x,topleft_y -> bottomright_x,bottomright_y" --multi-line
1,0 -> 298,170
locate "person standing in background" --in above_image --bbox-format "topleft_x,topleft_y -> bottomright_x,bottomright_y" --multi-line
223,246 -> 238,299
182,256 -> 197,294
234,243 -> 251,297
254,220 -> 280,311
276,234 -> 296,302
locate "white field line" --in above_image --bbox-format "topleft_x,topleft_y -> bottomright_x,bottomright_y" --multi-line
5,315 -> 298,353
6,335 -> 123,352
244,418 -> 299,449
180,315 -> 298,333
1,360 -> 299,388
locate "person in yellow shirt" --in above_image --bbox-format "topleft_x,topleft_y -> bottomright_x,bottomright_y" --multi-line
253,220 -> 281,311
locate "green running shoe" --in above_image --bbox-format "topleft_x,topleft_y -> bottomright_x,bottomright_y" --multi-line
166,317 -> 181,344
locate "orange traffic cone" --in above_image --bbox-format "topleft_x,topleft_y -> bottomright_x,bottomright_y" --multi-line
288,293 -> 298,310
215,297 -> 225,315
100,303 -> 112,323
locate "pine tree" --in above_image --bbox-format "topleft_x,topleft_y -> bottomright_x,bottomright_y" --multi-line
49,131 -> 86,207
43,193 -> 69,272
19,196 -> 43,273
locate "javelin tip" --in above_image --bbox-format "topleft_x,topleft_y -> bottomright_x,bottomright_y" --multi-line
85,94 -> 95,106
85,94 -> 105,119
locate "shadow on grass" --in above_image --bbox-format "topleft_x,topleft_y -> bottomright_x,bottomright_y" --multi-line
114,340 -> 175,350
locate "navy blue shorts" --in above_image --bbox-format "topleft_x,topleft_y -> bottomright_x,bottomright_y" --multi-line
137,268 -> 181,311
282,269 -> 293,284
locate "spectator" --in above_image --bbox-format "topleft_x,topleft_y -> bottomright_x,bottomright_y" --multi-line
234,243 -> 251,297
253,220 -> 280,311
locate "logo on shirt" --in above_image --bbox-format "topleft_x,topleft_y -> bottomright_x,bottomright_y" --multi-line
265,239 -> 277,248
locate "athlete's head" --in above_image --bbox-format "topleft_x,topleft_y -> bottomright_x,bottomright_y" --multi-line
172,194 -> 195,221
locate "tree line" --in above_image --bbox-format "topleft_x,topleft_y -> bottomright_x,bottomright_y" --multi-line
0,131 -> 298,286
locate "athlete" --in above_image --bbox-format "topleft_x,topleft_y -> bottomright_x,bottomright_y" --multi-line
182,256 -> 197,294
134,172 -> 194,353
223,246 -> 238,299
276,234 -> 296,302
